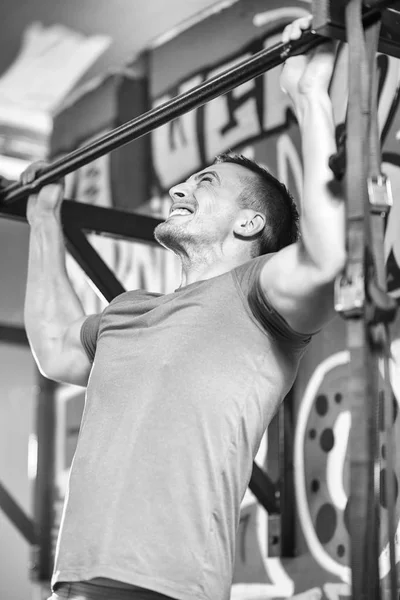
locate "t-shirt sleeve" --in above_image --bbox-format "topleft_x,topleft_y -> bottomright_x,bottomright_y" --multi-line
80,313 -> 102,363
233,255 -> 312,349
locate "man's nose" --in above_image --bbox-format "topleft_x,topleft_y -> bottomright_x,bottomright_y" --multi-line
169,182 -> 191,201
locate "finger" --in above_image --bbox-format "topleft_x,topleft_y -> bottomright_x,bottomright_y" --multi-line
282,24 -> 291,44
290,17 -> 312,39
290,25 -> 304,41
298,15 -> 313,31
282,22 -> 302,44
20,160 -> 48,186
282,16 -> 312,44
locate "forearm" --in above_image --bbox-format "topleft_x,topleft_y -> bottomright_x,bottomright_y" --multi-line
25,215 -> 85,369
297,92 -> 346,275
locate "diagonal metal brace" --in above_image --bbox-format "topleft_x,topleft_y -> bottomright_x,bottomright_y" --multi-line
0,481 -> 36,545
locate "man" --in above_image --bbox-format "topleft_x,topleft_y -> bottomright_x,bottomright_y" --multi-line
23,17 -> 344,600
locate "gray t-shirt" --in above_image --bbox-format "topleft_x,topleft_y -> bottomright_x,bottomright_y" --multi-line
52,255 -> 310,600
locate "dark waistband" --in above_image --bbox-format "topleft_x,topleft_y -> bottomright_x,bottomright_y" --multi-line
54,582 -> 175,600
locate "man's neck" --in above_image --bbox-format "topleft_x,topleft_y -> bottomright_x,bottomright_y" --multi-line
178,254 -> 251,287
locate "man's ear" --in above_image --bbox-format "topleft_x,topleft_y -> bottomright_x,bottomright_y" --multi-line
234,210 -> 266,238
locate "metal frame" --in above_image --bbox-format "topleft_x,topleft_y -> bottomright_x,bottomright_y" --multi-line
0,482 -> 36,545
279,392 -> 296,557
313,0 -> 400,57
0,197 -> 162,301
0,323 -> 28,346
32,374 -> 56,581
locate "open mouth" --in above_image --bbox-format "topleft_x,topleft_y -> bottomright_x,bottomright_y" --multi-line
168,203 -> 195,218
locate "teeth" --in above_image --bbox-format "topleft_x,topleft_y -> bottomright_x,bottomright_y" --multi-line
170,208 -> 192,216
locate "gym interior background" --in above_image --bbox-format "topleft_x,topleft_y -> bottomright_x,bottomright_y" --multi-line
0,1 -> 400,599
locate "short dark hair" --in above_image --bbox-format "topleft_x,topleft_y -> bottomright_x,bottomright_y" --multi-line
214,153 -> 300,256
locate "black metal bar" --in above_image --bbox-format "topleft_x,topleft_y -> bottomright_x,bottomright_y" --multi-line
64,225 -> 126,303
279,390 -> 296,557
365,0 -> 399,7
0,481 -> 36,544
248,462 -> 279,514
31,374 -> 56,581
62,200 -> 162,241
0,196 -> 26,222
0,31 -> 327,206
0,195 -> 162,244
266,411 -> 282,555
0,323 -> 28,346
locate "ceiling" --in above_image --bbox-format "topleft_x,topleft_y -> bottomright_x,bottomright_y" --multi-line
0,0 -> 226,87
0,0 -> 238,177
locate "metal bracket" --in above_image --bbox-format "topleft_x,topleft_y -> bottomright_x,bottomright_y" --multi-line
334,262 -> 365,317
368,173 -> 394,213
312,0 -> 400,59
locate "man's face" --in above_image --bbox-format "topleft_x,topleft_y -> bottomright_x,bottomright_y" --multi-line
154,162 -> 250,253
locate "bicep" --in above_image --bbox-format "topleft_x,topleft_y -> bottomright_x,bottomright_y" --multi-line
259,243 -> 338,335
44,316 -> 93,387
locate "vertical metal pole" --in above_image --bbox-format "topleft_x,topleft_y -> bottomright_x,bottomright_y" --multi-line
31,373 -> 56,582
280,392 -> 296,557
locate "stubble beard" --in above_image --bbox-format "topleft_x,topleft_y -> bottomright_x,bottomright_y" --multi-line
154,219 -> 193,254
154,219 -> 216,264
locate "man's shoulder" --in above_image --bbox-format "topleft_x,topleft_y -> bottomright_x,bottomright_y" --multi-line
108,289 -> 163,306
232,253 -> 275,288
99,289 -> 165,322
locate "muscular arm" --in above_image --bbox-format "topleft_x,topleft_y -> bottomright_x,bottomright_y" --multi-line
260,21 -> 345,334
24,181 -> 92,386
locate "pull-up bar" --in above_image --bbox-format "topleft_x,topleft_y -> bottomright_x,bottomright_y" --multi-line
0,30 -> 327,206
0,1 -> 394,207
